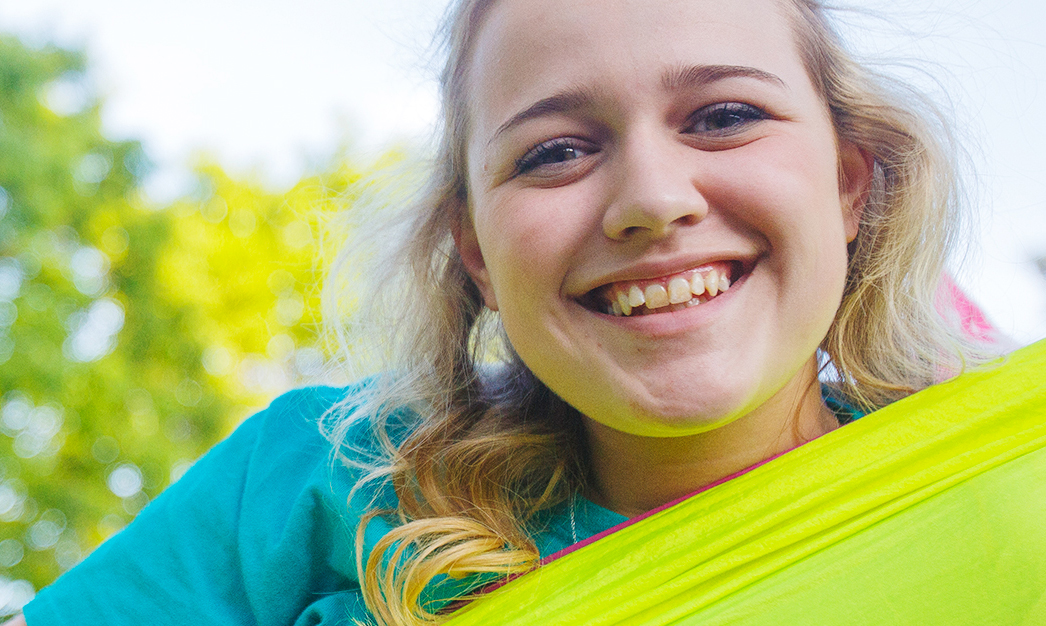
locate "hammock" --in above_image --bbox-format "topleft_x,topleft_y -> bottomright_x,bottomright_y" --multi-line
446,338 -> 1046,625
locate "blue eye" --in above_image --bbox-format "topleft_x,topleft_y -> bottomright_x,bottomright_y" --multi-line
515,139 -> 595,175
688,102 -> 768,134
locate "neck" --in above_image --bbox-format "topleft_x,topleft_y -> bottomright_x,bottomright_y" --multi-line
582,360 -> 838,518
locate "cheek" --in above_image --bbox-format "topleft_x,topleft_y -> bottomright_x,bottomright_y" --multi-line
713,137 -> 851,334
471,211 -> 551,327
719,136 -> 847,251
474,186 -> 596,296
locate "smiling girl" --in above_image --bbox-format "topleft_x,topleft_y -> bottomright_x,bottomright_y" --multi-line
15,0 -> 1046,625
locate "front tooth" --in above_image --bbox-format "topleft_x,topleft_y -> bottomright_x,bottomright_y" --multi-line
690,272 -> 705,296
644,284 -> 669,309
611,299 -> 623,316
617,291 -> 633,316
628,285 -> 645,308
668,277 -> 691,304
705,269 -> 719,297
718,274 -> 731,292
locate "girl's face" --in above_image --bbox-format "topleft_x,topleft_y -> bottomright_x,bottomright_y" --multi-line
457,0 -> 870,437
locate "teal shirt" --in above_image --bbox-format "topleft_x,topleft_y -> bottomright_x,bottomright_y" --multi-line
24,386 -> 624,625
25,384 -> 860,624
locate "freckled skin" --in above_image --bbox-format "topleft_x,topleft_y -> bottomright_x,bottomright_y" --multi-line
455,0 -> 871,514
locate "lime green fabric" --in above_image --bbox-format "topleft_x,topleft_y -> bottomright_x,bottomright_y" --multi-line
447,339 -> 1046,626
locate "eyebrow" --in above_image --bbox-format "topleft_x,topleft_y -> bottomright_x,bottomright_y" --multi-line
661,64 -> 785,92
489,64 -> 785,145
489,86 -> 601,146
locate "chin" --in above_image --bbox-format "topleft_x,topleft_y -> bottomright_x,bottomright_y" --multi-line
577,348 -> 814,438
585,385 -> 757,438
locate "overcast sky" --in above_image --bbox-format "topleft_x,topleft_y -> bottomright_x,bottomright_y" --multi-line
0,0 -> 1044,344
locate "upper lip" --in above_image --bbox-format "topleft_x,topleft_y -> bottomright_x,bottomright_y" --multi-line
571,252 -> 761,298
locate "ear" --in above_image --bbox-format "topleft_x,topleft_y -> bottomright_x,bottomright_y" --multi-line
452,207 -> 499,312
838,140 -> 874,243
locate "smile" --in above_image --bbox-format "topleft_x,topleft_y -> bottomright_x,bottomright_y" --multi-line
585,261 -> 745,317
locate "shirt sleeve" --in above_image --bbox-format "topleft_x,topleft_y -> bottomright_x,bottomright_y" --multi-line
23,386 -> 377,626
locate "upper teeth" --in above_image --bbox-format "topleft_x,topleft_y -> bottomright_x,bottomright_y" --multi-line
606,268 -> 731,317
706,269 -> 720,297
668,277 -> 691,304
644,284 -> 669,309
628,285 -> 645,308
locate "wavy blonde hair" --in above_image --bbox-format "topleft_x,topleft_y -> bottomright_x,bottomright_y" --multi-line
322,0 -> 986,624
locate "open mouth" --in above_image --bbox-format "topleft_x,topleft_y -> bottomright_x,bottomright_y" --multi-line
581,260 -> 748,317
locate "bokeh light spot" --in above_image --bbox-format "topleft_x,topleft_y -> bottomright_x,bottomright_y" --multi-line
267,269 -> 295,296
54,538 -> 83,571
281,220 -> 312,249
202,345 -> 234,376
275,293 -> 305,326
175,379 -> 202,407
100,226 -> 130,256
39,71 -> 90,116
69,246 -> 111,297
0,539 -> 24,568
91,436 -> 120,464
74,152 -> 113,185
63,298 -> 124,362
0,578 -> 35,616
106,463 -> 143,499
266,333 -> 295,360
201,196 -> 228,223
0,258 -> 23,302
229,208 -> 257,238
169,459 -> 194,485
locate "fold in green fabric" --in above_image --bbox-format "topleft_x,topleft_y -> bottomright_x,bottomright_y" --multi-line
447,339 -> 1046,625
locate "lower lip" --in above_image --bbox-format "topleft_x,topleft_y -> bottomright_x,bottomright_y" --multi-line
592,270 -> 750,337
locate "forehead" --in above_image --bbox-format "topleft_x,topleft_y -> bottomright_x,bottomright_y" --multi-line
467,0 -> 807,138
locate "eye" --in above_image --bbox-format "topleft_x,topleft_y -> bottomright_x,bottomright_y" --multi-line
515,138 -> 597,176
687,102 -> 768,135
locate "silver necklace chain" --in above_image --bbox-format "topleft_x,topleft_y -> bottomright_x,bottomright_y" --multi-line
569,498 -> 579,544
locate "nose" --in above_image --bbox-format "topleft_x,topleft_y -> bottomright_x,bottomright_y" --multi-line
602,130 -> 708,241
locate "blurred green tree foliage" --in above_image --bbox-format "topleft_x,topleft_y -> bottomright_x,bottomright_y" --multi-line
0,34 -> 383,614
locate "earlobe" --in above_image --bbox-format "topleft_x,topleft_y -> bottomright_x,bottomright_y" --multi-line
452,209 -> 499,312
838,141 -> 875,242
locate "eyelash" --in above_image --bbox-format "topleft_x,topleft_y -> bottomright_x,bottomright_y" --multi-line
687,102 -> 769,134
513,102 -> 769,176
515,138 -> 593,176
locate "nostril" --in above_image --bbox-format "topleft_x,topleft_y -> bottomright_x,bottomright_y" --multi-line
673,213 -> 701,227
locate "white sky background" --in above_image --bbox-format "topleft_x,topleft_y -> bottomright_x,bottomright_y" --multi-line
0,0 -> 1044,344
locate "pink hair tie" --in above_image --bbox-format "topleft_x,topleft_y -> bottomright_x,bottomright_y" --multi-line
935,273 -> 1009,347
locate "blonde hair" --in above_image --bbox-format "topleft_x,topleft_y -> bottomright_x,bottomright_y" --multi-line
322,0 -> 986,623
